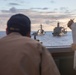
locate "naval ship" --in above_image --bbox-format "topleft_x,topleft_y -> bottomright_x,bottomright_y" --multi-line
52,22 -> 67,36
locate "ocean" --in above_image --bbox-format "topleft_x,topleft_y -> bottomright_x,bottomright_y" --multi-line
0,31 -> 73,47
0,31 -> 6,38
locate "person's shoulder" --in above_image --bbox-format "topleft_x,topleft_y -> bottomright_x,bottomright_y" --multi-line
22,36 -> 42,45
23,36 -> 47,51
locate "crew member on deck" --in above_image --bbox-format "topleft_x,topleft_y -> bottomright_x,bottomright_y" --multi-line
0,14 -> 60,75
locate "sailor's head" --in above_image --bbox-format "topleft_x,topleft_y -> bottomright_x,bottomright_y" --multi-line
6,14 -> 31,37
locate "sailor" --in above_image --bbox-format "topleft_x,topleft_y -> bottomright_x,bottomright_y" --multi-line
0,14 -> 60,75
52,22 -> 61,36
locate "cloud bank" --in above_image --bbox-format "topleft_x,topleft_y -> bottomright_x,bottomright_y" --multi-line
0,7 -> 76,31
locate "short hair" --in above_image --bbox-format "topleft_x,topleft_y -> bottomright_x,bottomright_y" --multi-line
7,14 -> 31,36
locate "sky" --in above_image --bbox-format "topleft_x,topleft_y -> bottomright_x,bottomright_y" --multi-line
0,0 -> 76,31
0,0 -> 76,12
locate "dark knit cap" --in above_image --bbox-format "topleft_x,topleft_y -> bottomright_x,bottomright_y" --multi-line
7,14 -> 31,36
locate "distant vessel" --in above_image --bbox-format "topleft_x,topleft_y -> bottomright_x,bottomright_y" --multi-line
32,24 -> 45,36
37,24 -> 45,35
52,22 -> 67,36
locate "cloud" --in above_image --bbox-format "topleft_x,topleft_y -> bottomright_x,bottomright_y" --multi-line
9,7 -> 17,13
1,7 -> 17,13
0,8 -> 75,26
54,8 -> 58,11
30,7 -> 48,10
1,8 -> 73,20
3,0 -> 8,1
59,7 -> 71,14
30,8 -> 40,9
41,7 -> 48,10
8,3 -> 20,6
60,7 -> 68,10
65,10 -> 70,13
50,0 -> 55,3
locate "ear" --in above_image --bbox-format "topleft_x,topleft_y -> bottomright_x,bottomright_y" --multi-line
6,28 -> 8,35
26,32 -> 31,38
